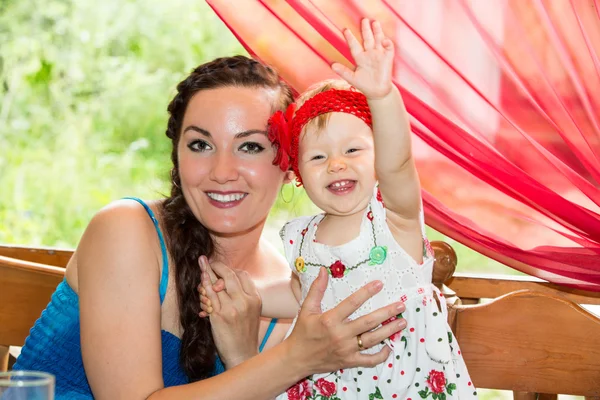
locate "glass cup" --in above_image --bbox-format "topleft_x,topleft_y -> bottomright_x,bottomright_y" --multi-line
0,371 -> 55,400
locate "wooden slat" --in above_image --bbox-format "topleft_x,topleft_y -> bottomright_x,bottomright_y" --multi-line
0,244 -> 72,268
0,256 -> 65,347
453,290 -> 600,395
447,273 -> 600,305
0,345 -> 8,372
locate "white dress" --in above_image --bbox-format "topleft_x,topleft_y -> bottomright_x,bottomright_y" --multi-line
276,189 -> 478,400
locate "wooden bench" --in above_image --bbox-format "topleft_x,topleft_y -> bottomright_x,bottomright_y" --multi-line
2,243 -> 600,398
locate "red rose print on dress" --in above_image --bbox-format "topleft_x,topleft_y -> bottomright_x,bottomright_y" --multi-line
427,370 -> 446,394
418,369 -> 458,398
314,378 -> 336,397
287,378 -> 310,400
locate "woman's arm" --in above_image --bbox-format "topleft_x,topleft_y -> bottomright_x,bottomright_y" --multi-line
152,267 -> 406,400
78,201 -> 166,399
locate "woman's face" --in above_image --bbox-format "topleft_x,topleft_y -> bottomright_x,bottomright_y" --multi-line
177,86 -> 290,236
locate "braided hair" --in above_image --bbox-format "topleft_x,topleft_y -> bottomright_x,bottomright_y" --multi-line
161,56 -> 294,380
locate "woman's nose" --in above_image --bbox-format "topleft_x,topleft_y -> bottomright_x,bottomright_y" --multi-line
209,152 -> 239,183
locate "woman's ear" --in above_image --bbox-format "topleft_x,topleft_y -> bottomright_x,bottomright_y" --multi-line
283,170 -> 295,184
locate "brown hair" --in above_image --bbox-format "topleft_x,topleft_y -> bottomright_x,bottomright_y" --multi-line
161,55 -> 294,380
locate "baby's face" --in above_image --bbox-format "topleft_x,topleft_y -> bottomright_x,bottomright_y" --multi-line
298,112 -> 377,217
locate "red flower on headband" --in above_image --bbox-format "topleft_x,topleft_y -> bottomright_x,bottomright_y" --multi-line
267,104 -> 295,171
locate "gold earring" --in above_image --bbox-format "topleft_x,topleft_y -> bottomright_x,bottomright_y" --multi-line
280,184 -> 294,204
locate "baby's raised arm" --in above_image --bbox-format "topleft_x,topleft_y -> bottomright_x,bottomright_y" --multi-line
332,19 -> 421,221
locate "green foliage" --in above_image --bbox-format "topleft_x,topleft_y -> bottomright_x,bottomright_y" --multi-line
0,0 -> 244,246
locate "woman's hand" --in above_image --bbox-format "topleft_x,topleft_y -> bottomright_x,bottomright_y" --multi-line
197,256 -> 262,369
285,267 -> 406,375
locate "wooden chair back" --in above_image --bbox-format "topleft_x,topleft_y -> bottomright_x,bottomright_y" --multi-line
450,289 -> 600,396
430,244 -> 600,397
0,255 -> 65,370
0,244 -> 72,268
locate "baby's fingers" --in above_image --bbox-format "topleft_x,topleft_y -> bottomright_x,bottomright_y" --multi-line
200,294 -> 212,307
361,18 -> 375,49
212,278 -> 226,293
332,62 -> 356,84
200,294 -> 213,313
372,20 -> 385,48
199,294 -> 213,318
343,28 -> 363,58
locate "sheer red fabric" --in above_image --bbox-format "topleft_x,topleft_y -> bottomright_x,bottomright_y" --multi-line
207,0 -> 600,291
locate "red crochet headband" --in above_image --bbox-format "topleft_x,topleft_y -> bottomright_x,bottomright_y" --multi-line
267,88 -> 372,186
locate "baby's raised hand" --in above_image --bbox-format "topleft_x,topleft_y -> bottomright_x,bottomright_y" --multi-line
332,19 -> 394,100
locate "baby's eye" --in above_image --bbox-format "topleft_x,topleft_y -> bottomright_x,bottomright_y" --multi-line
346,148 -> 360,154
188,140 -> 212,152
239,142 -> 265,154
310,155 -> 325,161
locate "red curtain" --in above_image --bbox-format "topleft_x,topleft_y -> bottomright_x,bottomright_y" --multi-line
207,0 -> 600,291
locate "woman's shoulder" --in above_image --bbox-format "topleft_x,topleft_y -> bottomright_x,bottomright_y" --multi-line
89,198 -> 164,233
77,198 -> 165,268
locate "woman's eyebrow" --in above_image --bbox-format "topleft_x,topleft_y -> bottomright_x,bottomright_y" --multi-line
182,126 -> 267,139
183,125 -> 211,137
235,129 -> 268,139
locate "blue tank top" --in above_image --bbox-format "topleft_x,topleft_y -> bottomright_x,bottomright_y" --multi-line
13,198 -> 278,399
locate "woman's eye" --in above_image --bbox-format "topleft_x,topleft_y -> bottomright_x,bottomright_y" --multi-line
188,140 -> 212,152
239,142 -> 265,154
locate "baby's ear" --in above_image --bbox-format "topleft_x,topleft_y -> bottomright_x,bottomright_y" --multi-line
284,170 -> 296,184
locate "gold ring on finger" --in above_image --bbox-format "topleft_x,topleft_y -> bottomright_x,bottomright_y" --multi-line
357,334 -> 365,351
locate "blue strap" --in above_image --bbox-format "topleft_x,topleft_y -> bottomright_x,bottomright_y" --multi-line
122,197 -> 170,305
259,318 -> 278,352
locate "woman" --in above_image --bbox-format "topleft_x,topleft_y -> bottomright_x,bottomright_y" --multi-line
13,55 -> 407,399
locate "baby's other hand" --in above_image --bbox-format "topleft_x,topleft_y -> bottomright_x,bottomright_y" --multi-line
197,256 -> 226,318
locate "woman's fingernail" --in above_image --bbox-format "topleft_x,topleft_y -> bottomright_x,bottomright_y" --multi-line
373,281 -> 383,290
397,302 -> 405,311
398,319 -> 407,329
